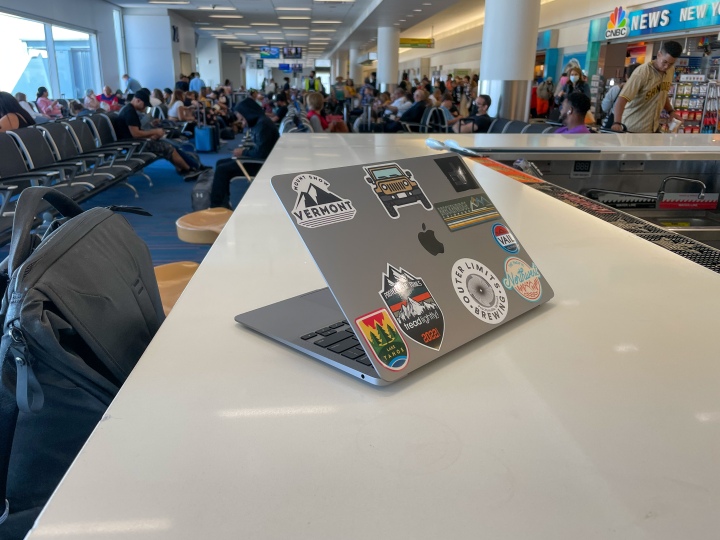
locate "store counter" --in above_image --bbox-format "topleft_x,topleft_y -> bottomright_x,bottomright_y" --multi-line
27,135 -> 720,539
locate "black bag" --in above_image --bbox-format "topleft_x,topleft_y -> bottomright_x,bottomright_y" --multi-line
220,128 -> 235,140
0,188 -> 164,539
191,169 -> 214,211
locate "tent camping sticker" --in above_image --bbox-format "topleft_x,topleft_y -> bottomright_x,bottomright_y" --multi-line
355,308 -> 409,371
379,265 -> 444,350
363,162 -> 432,219
452,258 -> 508,324
503,257 -> 542,302
291,173 -> 356,228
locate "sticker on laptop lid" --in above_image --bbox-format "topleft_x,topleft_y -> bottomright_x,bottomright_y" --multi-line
379,265 -> 444,350
491,223 -> 520,254
355,308 -> 409,371
291,173 -> 356,228
503,257 -> 542,302
434,155 -> 479,192
452,258 -> 508,324
363,162 -> 433,219
436,195 -> 500,232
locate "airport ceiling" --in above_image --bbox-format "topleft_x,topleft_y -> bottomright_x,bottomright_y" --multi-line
113,0 -> 474,57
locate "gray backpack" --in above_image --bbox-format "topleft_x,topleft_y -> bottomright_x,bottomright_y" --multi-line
0,188 -> 164,539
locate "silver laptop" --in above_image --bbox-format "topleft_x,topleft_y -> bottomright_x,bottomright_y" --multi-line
235,153 -> 554,385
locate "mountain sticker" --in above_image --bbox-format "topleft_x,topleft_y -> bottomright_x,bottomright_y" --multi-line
355,308 -> 409,371
291,173 -> 356,229
379,264 -> 444,350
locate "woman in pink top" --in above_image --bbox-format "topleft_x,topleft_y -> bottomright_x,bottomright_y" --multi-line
36,87 -> 62,118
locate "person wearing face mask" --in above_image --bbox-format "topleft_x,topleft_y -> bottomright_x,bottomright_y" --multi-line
611,40 -> 683,133
557,66 -> 591,104
555,91 -> 591,134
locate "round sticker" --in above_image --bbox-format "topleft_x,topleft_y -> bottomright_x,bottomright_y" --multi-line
503,257 -> 542,302
451,258 -> 509,324
491,223 -> 519,254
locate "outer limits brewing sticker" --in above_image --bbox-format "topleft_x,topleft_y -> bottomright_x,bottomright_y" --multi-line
503,257 -> 542,302
291,173 -> 356,228
452,258 -> 508,324
355,308 -> 409,371
379,265 -> 444,350
491,223 -> 520,254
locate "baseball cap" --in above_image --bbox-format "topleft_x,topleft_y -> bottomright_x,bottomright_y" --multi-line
134,89 -> 151,107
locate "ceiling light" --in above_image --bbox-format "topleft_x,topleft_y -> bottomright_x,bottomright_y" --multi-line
202,27 -> 226,30
278,16 -> 311,20
195,22 -> 210,25
283,27 -> 310,30
311,29 -> 336,32
250,23 -> 280,26
285,33 -> 308,36
413,9 -> 422,11
406,14 -> 414,17
313,0 -> 354,3
224,25 -> 251,28
210,15 -> 244,18
233,33 -> 257,36
224,41 -> 246,45
276,7 -> 312,10
148,0 -> 189,3
313,20 -> 342,24
257,30 -> 283,33
198,5 -> 235,9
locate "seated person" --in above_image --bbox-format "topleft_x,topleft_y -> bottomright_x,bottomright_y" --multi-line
210,98 -> 279,209
36,86 -> 63,118
453,94 -> 493,133
0,91 -> 35,131
69,101 -> 90,117
163,88 -> 173,105
382,88 -> 412,119
306,92 -> 348,133
168,90 -> 194,122
554,91 -> 591,134
84,89 -> 100,110
114,89 -> 205,179
267,93 -> 289,123
14,92 -> 50,123
150,89 -> 165,107
439,94 -> 464,128
97,86 -> 121,111
383,89 -> 429,133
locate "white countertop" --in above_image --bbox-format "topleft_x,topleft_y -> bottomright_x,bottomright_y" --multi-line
27,135 -> 720,539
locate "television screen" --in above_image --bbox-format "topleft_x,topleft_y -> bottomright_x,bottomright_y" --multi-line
291,63 -> 303,72
260,46 -> 280,59
278,63 -> 291,72
283,47 -> 302,59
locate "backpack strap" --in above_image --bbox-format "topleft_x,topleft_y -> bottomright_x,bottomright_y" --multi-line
8,188 -> 84,276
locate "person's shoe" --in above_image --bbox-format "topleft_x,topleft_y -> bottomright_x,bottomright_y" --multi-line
182,168 -> 204,181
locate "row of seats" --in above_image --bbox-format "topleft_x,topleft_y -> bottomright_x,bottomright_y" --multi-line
0,112 -> 159,245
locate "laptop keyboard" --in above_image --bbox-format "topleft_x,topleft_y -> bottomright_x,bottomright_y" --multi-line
301,320 -> 372,367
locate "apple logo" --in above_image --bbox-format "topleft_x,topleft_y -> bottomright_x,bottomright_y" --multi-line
418,223 -> 444,256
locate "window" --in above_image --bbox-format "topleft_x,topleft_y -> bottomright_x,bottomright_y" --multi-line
113,10 -> 127,81
0,11 -> 101,100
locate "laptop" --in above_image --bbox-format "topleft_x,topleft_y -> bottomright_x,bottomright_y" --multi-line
235,153 -> 554,385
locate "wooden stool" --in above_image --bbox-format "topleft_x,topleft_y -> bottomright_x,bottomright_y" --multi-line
154,261 -> 200,316
175,208 -> 232,244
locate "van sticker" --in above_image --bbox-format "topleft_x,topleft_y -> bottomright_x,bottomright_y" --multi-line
452,258 -> 509,324
291,173 -> 356,228
379,265 -> 444,350
355,308 -> 409,371
436,195 -> 500,232
363,162 -> 433,219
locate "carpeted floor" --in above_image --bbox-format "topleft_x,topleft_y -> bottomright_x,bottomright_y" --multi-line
0,140 -> 245,267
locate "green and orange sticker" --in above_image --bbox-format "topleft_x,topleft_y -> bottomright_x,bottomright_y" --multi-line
355,308 -> 409,371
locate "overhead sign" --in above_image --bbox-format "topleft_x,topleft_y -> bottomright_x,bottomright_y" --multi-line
599,1 -> 720,41
399,38 -> 435,49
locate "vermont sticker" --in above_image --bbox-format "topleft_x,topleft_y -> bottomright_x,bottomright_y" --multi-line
452,258 -> 509,324
291,173 -> 356,228
436,194 -> 500,232
503,257 -> 542,302
379,265 -> 444,350
355,309 -> 409,371
363,162 -> 433,219
491,223 -> 520,254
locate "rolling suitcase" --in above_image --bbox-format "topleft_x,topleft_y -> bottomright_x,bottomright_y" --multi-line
194,104 -> 218,153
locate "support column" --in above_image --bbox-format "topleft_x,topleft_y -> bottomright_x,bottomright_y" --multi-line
348,47 -> 362,85
377,26 -> 400,93
480,0 -> 541,120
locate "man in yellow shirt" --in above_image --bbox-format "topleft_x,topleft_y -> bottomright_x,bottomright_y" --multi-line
611,41 -> 683,133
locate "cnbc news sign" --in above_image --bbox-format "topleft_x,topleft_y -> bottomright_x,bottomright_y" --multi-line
602,1 -> 720,41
